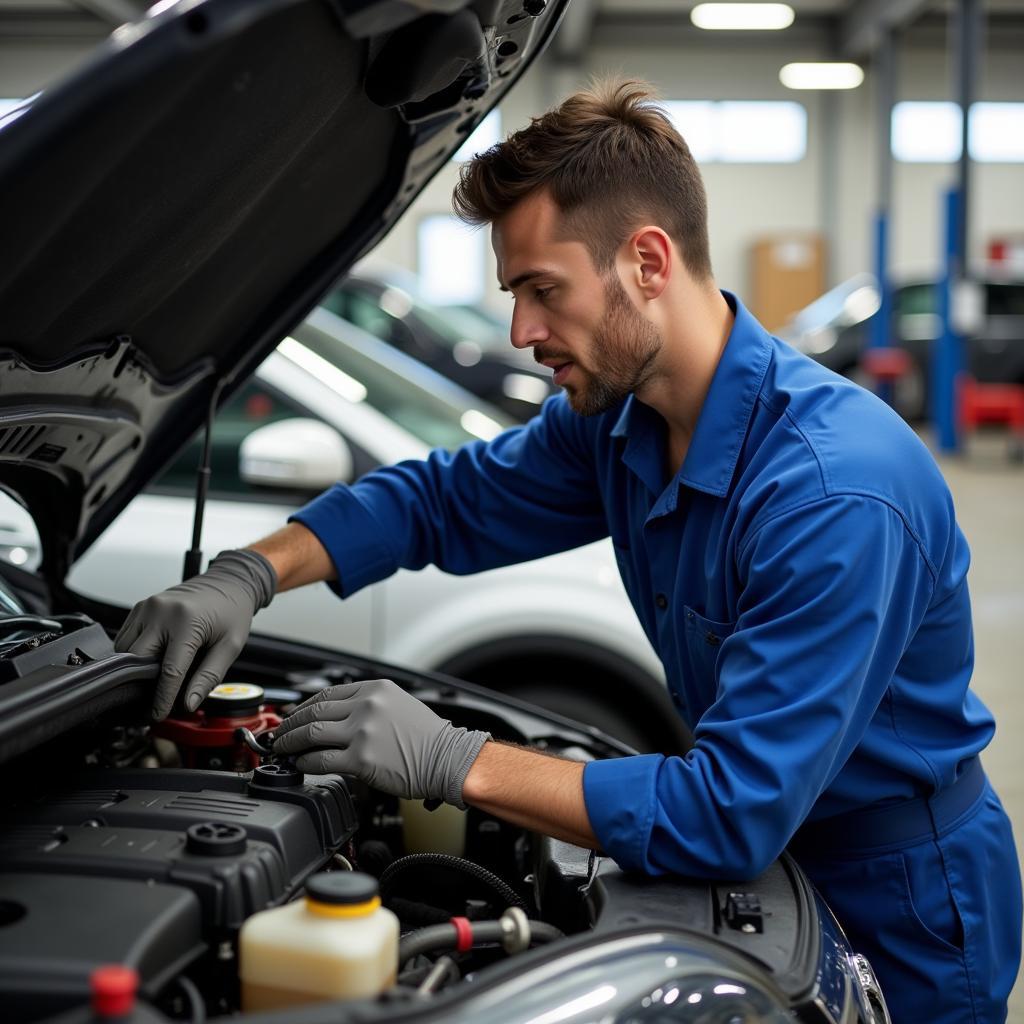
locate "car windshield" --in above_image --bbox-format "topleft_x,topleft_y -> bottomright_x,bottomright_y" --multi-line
409,298 -> 508,351
787,273 -> 880,332
293,309 -> 514,450
333,277 -> 508,353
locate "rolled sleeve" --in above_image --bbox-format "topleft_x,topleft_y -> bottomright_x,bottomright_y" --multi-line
583,755 -> 663,872
289,486 -> 398,599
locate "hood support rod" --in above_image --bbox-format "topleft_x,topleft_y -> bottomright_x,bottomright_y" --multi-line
182,379 -> 227,581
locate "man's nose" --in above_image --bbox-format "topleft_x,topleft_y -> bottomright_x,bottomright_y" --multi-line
510,303 -> 549,350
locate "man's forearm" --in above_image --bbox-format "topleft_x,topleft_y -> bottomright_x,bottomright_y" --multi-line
462,740 -> 599,849
248,522 -> 336,593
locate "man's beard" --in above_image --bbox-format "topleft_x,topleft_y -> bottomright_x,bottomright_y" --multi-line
562,274 -> 662,416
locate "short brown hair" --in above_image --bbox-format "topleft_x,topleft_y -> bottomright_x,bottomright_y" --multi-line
453,78 -> 712,281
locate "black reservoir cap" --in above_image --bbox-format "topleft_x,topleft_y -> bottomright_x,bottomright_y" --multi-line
305,871 -> 378,905
251,761 -> 302,789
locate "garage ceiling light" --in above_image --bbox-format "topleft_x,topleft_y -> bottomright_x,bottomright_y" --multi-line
780,63 -> 864,90
690,4 -> 795,30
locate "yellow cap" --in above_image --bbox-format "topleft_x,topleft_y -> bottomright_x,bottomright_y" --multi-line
306,895 -> 381,918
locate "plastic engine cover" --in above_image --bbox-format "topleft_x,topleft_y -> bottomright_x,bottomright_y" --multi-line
0,768 -> 357,1020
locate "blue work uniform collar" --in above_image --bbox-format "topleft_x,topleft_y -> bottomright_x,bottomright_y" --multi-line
610,291 -> 773,507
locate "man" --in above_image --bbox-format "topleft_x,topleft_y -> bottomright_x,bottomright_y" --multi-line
116,81 -> 1021,1021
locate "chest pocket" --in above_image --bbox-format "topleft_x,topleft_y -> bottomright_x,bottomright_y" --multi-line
683,606 -> 737,712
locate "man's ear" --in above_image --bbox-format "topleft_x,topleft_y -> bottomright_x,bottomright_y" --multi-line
627,227 -> 672,300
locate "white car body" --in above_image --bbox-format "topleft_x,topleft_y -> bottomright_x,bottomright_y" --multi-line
1,311 -> 677,748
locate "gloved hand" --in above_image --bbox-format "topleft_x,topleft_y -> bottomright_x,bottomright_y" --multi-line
114,549 -> 277,720
272,679 -> 491,809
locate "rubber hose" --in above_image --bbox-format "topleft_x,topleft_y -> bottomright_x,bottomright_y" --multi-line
388,896 -> 452,926
379,853 -> 526,912
175,976 -> 205,1024
399,921 -> 501,963
518,920 -> 563,944
398,918 -> 563,964
0,616 -> 62,639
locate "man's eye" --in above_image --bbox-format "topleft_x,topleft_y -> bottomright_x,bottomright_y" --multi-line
535,287 -> 552,300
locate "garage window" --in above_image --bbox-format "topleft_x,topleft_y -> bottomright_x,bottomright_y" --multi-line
662,100 -> 807,163
892,101 -> 1024,163
453,108 -> 501,162
417,214 -> 486,305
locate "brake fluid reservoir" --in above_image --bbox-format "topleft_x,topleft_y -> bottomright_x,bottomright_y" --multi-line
239,872 -> 398,1010
152,683 -> 280,772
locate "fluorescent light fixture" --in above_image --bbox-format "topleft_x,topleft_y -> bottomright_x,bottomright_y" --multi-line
780,62 -> 864,90
691,3 -> 794,30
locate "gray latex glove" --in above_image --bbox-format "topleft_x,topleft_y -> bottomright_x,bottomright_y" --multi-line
272,679 -> 491,809
114,549 -> 277,720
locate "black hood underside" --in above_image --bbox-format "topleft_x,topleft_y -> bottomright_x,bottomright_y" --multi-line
0,0 -> 566,589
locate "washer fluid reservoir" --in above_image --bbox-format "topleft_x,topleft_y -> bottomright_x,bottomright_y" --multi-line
239,872 -> 399,1010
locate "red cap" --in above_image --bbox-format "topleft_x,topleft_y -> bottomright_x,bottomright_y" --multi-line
90,965 -> 139,1018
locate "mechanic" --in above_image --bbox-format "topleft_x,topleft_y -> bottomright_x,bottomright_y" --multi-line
116,81 -> 1021,1022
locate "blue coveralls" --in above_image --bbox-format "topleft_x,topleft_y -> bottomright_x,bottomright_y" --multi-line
293,291 -> 1022,1022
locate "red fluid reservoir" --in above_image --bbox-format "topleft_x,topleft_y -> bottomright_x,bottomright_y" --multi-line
153,683 -> 281,772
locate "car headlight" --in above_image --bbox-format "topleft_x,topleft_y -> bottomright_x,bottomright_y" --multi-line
454,932 -> 792,1023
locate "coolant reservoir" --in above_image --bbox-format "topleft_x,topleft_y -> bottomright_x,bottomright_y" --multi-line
239,872 -> 399,1010
400,797 -> 466,857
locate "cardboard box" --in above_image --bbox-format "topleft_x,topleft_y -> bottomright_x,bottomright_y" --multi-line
751,234 -> 825,332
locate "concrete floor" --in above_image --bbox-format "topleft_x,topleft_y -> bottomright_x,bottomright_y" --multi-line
930,429 -> 1024,1021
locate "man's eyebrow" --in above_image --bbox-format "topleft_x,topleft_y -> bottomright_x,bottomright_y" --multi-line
498,269 -> 553,293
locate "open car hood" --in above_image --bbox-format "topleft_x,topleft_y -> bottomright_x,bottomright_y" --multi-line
0,0 -> 566,588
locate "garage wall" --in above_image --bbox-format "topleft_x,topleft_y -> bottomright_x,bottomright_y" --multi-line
377,34 -> 1024,314
375,44 -> 829,310
833,43 -> 1024,285
3,27 -> 1022,318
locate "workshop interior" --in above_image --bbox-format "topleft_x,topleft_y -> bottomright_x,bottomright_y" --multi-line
0,1 -> 1022,1022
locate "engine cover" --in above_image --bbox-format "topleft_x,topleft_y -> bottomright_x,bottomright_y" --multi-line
0,767 -> 357,1021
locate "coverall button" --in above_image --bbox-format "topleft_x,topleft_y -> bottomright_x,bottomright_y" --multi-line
655,593 -> 668,610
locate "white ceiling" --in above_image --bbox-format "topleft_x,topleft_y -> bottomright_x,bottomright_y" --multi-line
1,1 -> 1023,45
601,0 -> 854,12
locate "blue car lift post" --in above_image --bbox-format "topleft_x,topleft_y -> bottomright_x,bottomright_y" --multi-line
867,32 -> 895,406
934,0 -> 983,453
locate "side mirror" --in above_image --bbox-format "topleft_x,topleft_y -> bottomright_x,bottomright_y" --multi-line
239,418 -> 354,492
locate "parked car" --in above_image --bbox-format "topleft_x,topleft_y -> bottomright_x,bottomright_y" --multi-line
0,307 -> 683,753
780,273 -> 1024,420
324,265 -> 555,420
0,2 -> 889,1023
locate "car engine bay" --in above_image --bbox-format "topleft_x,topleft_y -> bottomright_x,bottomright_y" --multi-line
0,573 -> 887,1024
